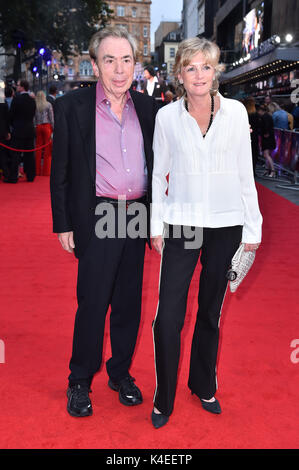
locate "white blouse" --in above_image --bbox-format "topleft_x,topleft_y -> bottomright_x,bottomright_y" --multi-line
151,93 -> 263,244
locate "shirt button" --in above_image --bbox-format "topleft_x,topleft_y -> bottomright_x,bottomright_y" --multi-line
123,149 -> 127,153
126,169 -> 130,173
128,188 -> 132,193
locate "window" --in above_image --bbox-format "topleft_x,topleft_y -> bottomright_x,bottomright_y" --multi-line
170,32 -> 176,40
143,26 -> 148,38
79,60 -> 93,76
132,24 -> 140,38
170,47 -> 175,58
117,6 -> 125,17
132,7 -> 137,18
68,68 -> 74,76
143,44 -> 148,56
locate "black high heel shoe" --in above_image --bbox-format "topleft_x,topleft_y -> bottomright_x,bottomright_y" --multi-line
200,398 -> 221,414
191,392 -> 222,414
151,409 -> 169,429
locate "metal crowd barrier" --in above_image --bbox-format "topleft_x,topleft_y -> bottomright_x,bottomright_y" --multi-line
257,128 -> 299,192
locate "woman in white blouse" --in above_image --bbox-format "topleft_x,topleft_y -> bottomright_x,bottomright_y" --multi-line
150,37 -> 263,429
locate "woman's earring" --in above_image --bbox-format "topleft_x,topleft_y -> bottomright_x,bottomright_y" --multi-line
179,79 -> 184,85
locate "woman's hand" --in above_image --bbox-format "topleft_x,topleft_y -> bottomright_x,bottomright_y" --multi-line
152,235 -> 163,255
243,243 -> 260,252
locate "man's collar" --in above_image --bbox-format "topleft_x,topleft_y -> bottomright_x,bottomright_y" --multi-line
96,79 -> 132,105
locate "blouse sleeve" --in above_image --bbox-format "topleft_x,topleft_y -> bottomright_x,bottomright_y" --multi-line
237,105 -> 263,244
151,110 -> 171,237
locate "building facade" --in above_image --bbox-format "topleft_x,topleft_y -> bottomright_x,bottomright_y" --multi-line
216,0 -> 299,101
182,0 -> 218,40
156,28 -> 183,78
107,0 -> 152,63
39,0 -> 152,90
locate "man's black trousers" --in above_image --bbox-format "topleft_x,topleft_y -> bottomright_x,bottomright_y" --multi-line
68,203 -> 146,387
153,224 -> 243,416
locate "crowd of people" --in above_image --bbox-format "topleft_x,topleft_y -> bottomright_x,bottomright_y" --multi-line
242,94 -> 299,178
0,80 -> 58,183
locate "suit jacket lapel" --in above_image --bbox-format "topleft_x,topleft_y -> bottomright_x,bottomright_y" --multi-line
130,90 -> 151,167
75,85 -> 96,182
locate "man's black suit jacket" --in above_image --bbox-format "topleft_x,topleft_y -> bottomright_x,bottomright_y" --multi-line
50,84 -> 159,258
9,93 -> 36,140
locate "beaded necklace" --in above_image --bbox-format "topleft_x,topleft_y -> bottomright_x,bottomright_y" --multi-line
184,94 -> 215,138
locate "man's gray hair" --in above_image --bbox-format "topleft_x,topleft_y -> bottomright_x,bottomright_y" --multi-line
89,26 -> 138,62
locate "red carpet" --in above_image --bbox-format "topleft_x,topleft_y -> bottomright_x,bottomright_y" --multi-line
0,176 -> 298,449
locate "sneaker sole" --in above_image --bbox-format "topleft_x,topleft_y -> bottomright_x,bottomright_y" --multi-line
66,389 -> 93,417
108,379 -> 143,406
67,405 -> 93,418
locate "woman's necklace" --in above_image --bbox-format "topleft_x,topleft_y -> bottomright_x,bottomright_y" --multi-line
185,94 -> 215,138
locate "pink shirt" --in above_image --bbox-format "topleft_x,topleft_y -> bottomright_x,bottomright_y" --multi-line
95,80 -> 147,199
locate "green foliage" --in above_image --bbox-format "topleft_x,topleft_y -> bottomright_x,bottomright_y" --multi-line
0,0 -> 114,59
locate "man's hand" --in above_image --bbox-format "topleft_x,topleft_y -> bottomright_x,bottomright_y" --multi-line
58,231 -> 75,253
152,235 -> 163,255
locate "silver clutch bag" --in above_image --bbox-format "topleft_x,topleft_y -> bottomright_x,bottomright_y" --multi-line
226,244 -> 256,293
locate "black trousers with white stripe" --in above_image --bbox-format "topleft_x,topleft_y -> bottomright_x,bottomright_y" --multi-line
153,224 -> 242,416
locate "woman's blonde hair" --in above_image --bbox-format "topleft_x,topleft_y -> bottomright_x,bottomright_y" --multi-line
89,25 -> 138,63
35,90 -> 48,113
173,37 -> 225,98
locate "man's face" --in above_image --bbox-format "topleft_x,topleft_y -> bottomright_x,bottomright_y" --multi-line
16,81 -> 23,93
92,36 -> 135,99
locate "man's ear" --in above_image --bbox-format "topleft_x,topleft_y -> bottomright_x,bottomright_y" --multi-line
91,59 -> 100,79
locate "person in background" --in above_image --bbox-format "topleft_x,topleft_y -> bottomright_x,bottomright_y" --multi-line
142,66 -> 167,104
281,103 -> 294,130
4,86 -> 14,109
292,103 -> 299,129
243,97 -> 261,175
35,90 -> 54,176
256,104 -> 276,178
264,94 -> 272,107
268,102 -> 289,130
47,85 -> 58,106
0,83 -> 11,181
9,79 -> 36,183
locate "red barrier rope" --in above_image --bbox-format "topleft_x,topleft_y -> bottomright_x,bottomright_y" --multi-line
0,141 -> 52,152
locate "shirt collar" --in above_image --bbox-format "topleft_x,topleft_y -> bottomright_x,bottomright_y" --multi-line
96,79 -> 132,106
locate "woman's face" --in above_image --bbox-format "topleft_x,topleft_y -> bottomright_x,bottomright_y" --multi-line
178,51 -> 215,99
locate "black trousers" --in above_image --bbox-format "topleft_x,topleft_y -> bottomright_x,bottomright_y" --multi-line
68,202 -> 146,387
153,224 -> 242,416
9,137 -> 36,182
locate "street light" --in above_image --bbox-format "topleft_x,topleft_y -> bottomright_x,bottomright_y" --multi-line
285,34 -> 293,43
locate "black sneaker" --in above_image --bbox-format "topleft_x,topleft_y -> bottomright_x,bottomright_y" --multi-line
67,384 -> 93,417
108,375 -> 143,406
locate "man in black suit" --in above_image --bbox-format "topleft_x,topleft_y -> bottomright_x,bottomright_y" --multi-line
46,85 -> 58,106
0,90 -> 11,180
9,79 -> 36,182
142,66 -> 167,105
50,26 -> 158,418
